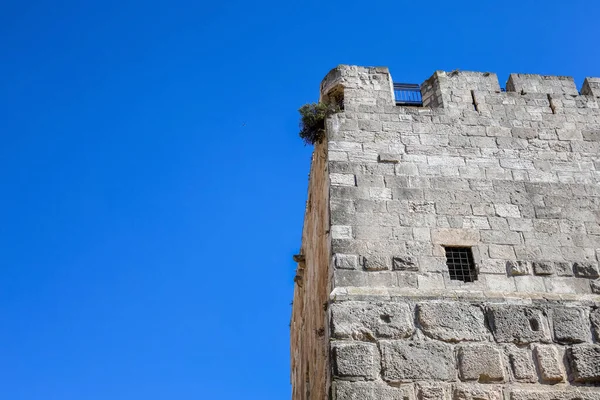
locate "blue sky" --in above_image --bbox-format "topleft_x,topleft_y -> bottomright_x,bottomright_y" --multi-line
0,0 -> 598,398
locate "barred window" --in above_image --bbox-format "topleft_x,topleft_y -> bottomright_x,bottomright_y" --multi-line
445,247 -> 477,282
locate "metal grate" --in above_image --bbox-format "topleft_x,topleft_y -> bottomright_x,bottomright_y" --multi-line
445,247 -> 477,282
393,83 -> 423,106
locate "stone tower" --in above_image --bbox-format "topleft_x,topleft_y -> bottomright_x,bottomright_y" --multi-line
291,65 -> 600,400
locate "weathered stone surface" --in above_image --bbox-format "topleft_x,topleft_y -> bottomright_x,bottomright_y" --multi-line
506,261 -> 531,276
487,305 -> 551,344
363,255 -> 391,271
457,344 -> 504,382
393,256 -> 418,271
333,381 -> 416,400
417,302 -> 488,342
509,389 -> 600,400
533,344 -> 565,383
453,384 -> 503,400
507,346 -> 536,382
591,308 -> 600,340
573,262 -> 600,278
533,261 -> 555,275
380,340 -> 455,382
332,341 -> 379,379
416,383 -> 450,400
551,307 -> 590,343
335,254 -> 358,270
569,344 -> 600,383
330,301 -> 414,340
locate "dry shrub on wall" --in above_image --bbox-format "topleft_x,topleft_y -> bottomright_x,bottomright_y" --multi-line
298,102 -> 340,145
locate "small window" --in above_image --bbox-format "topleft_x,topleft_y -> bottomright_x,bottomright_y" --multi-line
445,247 -> 477,282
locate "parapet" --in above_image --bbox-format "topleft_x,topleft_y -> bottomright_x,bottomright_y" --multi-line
319,65 -> 600,112
506,73 -> 578,95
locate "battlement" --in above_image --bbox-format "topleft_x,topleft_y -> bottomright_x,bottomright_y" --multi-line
320,65 -> 600,113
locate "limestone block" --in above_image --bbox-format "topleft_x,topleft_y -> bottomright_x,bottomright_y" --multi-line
555,262 -> 574,276
334,254 -> 358,270
332,341 -> 379,379
330,173 -> 356,186
532,261 -> 555,275
533,344 -> 565,383
363,255 -> 391,271
507,346 -> 537,382
506,261 -> 531,276
417,302 -> 489,342
569,344 -> 600,383
453,384 -> 503,400
457,344 -> 505,382
591,308 -> 600,340
333,381 -> 416,400
551,307 -> 590,344
487,305 -> 551,344
574,262 -> 600,278
509,389 -> 600,400
416,383 -> 450,400
330,301 -> 414,340
392,256 -> 418,271
380,340 -> 455,382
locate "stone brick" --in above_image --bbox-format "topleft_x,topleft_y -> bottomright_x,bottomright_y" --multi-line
332,341 -> 379,379
507,346 -> 536,382
453,385 -> 503,400
509,389 -> 600,400
569,344 -> 600,383
333,381 -> 416,400
416,383 -> 450,400
591,308 -> 600,340
363,255 -> 390,271
506,261 -> 531,276
551,307 -> 590,343
330,301 -> 414,340
533,344 -> 565,383
532,261 -> 555,275
380,341 -> 454,382
335,254 -> 359,270
392,256 -> 418,271
457,344 -> 504,382
574,262 -> 600,278
487,305 -> 551,344
417,302 -> 488,342
330,173 -> 357,186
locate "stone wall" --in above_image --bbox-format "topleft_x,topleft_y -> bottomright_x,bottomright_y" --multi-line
292,65 -> 600,399
291,141 -> 332,400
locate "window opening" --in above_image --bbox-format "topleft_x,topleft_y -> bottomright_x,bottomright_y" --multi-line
445,247 -> 477,282
470,90 -> 479,112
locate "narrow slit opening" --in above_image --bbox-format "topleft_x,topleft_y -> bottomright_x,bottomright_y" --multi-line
547,93 -> 556,114
470,90 -> 479,112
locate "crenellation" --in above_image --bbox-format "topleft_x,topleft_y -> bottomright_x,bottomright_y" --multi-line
292,65 -> 600,400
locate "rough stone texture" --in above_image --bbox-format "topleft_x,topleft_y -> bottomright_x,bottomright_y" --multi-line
507,346 -> 537,382
453,385 -> 503,400
293,65 -> 600,400
551,307 -> 590,343
487,305 -> 551,344
569,344 -> 600,383
509,389 -> 600,400
416,383 -> 450,400
333,381 -> 416,400
457,344 -> 505,382
532,344 -> 565,382
330,301 -> 414,339
417,302 -> 488,342
380,340 -> 455,382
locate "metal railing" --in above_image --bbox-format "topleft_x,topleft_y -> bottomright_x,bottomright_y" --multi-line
394,83 -> 422,106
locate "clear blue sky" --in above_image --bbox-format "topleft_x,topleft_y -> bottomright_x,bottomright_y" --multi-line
0,0 -> 598,398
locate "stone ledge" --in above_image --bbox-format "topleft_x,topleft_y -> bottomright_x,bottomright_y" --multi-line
330,286 -> 600,304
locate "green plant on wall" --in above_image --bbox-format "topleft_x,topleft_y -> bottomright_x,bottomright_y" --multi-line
298,102 -> 340,145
